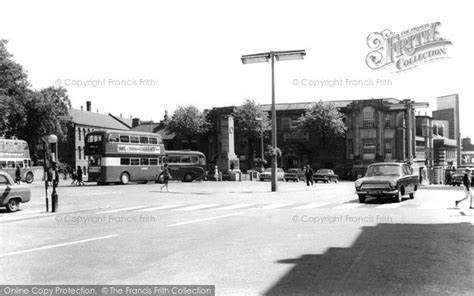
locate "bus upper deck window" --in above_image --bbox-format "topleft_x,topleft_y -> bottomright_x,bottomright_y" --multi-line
109,134 -> 119,142
150,138 -> 158,144
120,135 -> 130,143
130,136 -> 139,143
140,137 -> 149,144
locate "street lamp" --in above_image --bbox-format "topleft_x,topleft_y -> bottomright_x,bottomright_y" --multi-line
242,50 -> 306,192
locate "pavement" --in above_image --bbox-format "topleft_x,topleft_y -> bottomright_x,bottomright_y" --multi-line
0,181 -> 473,295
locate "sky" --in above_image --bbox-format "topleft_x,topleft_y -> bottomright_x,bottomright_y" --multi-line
1,0 -> 473,138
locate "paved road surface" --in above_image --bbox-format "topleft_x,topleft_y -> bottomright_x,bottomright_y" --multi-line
1,181 -> 473,295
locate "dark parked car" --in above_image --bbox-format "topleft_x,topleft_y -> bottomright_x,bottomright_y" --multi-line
284,168 -> 304,182
451,168 -> 474,186
313,169 -> 339,183
354,162 -> 419,203
0,171 -> 31,212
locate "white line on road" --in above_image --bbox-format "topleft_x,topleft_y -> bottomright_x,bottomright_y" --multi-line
136,205 -> 183,212
168,213 -> 243,227
292,202 -> 330,209
334,203 -> 363,209
172,204 -> 221,211
376,203 -> 404,209
97,206 -> 149,214
216,203 -> 257,210
0,234 -> 119,258
261,203 -> 294,210
68,192 -> 121,197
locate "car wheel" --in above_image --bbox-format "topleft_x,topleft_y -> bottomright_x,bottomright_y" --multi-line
334,179 -> 338,184
358,194 -> 366,203
120,172 -> 130,185
409,191 -> 415,199
6,199 -> 20,212
25,172 -> 34,184
183,173 -> 193,182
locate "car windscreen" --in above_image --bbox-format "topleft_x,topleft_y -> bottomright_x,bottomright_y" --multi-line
366,165 -> 402,177
316,169 -> 332,174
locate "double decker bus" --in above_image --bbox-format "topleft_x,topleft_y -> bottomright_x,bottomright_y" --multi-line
157,150 -> 206,183
85,130 -> 166,185
0,138 -> 37,183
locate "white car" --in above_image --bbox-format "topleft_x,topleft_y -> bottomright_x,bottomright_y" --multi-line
259,168 -> 285,181
0,171 -> 31,212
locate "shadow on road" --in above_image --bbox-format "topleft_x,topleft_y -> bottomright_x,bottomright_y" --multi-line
265,223 -> 474,296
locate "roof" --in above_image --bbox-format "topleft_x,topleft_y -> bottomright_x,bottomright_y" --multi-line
156,128 -> 176,140
131,122 -> 161,133
108,113 -> 133,128
69,109 -> 130,130
261,100 -> 352,112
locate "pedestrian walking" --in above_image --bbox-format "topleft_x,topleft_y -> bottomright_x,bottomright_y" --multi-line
304,164 -> 314,186
71,169 -> 78,185
160,163 -> 171,192
76,166 -> 85,186
455,169 -> 473,209
15,165 -> 21,184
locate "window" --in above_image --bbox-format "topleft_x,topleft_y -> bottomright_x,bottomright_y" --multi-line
140,158 -> 149,165
0,175 -> 9,185
362,141 -> 376,160
109,134 -> 119,142
130,158 -> 139,165
348,139 -> 354,155
140,137 -> 149,144
120,135 -> 130,143
384,114 -> 391,128
282,118 -> 291,132
362,107 -> 375,128
78,128 -> 82,141
180,156 -> 191,163
150,137 -> 158,144
385,142 -> 392,155
120,158 -> 130,165
130,136 -> 139,143
78,146 -> 82,160
150,158 -> 158,166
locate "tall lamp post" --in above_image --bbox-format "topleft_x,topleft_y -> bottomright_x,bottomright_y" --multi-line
242,50 -> 306,192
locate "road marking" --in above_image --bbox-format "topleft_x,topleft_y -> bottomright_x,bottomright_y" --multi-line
97,206 -> 149,214
418,204 -> 446,209
0,234 -> 119,258
334,203 -> 363,209
261,203 -> 294,210
68,191 -> 121,197
136,205 -> 182,212
172,204 -> 221,211
376,203 -> 404,209
292,202 -> 330,209
216,203 -> 257,210
168,213 -> 243,227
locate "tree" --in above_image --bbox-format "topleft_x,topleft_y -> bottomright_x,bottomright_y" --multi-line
233,99 -> 271,167
167,105 -> 210,148
295,100 -> 346,144
0,40 -> 71,161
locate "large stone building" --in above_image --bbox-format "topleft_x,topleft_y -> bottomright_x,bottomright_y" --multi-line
58,101 -> 131,173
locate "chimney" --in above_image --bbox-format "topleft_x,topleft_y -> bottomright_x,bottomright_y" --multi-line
132,118 -> 141,128
86,101 -> 91,112
81,106 -> 83,111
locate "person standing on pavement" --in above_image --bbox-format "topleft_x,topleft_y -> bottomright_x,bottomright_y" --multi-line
455,169 -> 473,209
76,166 -> 85,186
15,165 -> 21,184
160,163 -> 171,192
304,164 -> 314,186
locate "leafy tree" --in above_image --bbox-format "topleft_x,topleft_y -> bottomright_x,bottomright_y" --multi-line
295,100 -> 346,144
0,40 -> 71,161
233,99 -> 271,167
167,105 -> 210,147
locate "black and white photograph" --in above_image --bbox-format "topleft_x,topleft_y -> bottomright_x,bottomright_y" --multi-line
0,0 -> 473,295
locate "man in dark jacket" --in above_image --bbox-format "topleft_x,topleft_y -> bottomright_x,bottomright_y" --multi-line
304,164 -> 314,186
455,169 -> 473,209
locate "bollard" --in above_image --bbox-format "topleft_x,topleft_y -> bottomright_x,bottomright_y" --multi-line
51,188 -> 58,212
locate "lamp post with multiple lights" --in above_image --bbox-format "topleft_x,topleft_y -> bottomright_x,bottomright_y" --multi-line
241,50 -> 306,192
